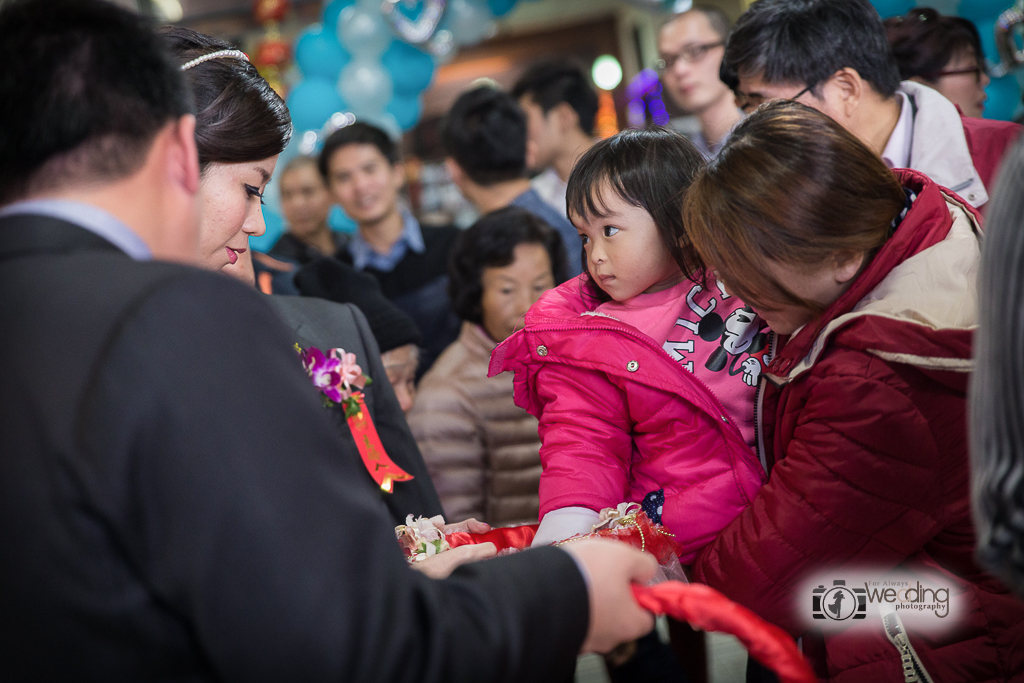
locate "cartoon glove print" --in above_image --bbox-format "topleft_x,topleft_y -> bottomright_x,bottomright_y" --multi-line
741,358 -> 761,387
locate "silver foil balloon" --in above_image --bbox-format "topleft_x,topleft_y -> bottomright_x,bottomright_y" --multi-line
994,1 -> 1024,77
381,0 -> 447,45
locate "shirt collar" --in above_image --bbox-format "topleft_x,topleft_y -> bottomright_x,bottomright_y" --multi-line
0,198 -> 152,260
348,207 -> 424,270
881,92 -> 913,170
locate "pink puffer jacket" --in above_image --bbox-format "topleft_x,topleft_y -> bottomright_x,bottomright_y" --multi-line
489,279 -> 767,562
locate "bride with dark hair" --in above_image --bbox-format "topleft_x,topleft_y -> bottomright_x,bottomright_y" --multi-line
162,26 -> 291,281
164,27 -> 497,577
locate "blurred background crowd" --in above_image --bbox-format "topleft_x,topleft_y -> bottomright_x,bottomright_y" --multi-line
108,0 -> 1023,249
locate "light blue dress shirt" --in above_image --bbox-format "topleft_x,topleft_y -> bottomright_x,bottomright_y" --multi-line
346,208 -> 424,272
0,198 -> 152,260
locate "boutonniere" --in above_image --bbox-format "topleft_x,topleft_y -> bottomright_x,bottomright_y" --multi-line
296,344 -> 373,418
295,344 -> 413,493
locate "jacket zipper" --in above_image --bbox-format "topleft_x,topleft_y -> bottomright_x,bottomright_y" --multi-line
752,332 -> 776,475
881,610 -> 935,683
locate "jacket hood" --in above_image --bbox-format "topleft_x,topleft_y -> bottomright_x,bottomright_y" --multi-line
900,80 -> 988,207
766,169 -> 982,387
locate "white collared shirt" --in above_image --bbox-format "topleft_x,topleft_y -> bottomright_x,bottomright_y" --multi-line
881,92 -> 913,170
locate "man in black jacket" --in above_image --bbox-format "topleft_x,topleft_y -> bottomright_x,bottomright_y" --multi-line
0,2 -> 657,681
307,122 -> 461,376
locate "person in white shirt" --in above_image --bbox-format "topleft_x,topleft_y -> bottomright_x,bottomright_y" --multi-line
723,0 -> 1022,210
511,61 -> 598,218
657,6 -> 743,158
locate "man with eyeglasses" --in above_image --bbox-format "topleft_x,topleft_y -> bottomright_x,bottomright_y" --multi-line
657,6 -> 742,158
723,0 -> 1020,210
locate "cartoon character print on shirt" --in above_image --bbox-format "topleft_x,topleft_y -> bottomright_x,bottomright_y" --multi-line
699,307 -> 767,386
663,281 -> 767,387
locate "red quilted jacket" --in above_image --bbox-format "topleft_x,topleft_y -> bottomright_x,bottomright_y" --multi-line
961,114 -> 1021,195
490,279 -> 766,562
692,171 -> 1024,682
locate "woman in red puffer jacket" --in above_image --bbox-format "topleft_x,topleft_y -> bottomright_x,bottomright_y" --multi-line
683,101 -> 1024,683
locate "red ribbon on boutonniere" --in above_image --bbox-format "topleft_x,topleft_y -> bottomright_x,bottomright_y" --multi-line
296,344 -> 414,492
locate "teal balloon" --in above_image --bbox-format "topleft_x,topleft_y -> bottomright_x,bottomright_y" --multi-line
959,0 -> 1007,21
487,0 -> 518,16
295,26 -> 350,82
323,0 -> 356,31
381,41 -> 435,95
984,75 -> 1023,122
869,0 -> 913,18
387,93 -> 422,130
973,17 -> 1000,62
286,78 -> 346,132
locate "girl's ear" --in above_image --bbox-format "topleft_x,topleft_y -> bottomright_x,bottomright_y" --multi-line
833,250 -> 866,284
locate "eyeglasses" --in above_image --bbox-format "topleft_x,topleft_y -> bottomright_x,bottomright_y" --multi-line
655,41 -> 725,71
929,65 -> 986,83
736,84 -> 816,114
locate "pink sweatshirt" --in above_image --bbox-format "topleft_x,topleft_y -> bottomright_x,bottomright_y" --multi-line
595,279 -> 766,447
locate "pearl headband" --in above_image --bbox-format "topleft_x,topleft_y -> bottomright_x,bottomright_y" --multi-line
180,49 -> 249,71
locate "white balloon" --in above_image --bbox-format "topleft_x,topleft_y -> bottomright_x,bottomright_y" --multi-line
446,0 -> 494,46
428,29 -> 457,64
359,112 -> 403,140
338,4 -> 393,58
338,58 -> 395,117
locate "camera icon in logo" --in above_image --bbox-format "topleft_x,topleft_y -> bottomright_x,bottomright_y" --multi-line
813,580 -> 867,621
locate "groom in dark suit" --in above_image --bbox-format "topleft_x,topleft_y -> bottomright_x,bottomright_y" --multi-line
0,1 -> 656,681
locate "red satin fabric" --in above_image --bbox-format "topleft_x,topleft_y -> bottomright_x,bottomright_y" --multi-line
444,526 -> 814,682
446,524 -> 537,553
632,582 -> 816,683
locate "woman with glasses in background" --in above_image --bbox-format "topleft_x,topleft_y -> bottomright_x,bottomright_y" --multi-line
886,7 -> 990,119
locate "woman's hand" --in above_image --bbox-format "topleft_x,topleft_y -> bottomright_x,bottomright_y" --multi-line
406,517 -> 496,579
410,543 -> 498,579
441,517 -> 491,535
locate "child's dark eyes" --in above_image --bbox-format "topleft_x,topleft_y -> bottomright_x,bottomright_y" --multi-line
245,184 -> 266,206
579,234 -> 589,245
603,226 -> 619,238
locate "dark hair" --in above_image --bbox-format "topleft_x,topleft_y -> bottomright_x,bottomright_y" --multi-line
566,128 -> 706,303
663,5 -> 732,41
449,206 -> 567,324
0,0 -> 193,204
441,86 -> 527,186
511,60 -> 599,136
163,27 -> 290,173
682,100 -> 906,312
722,0 -> 901,98
971,138 -> 1024,598
293,257 -> 422,353
885,7 -> 985,83
318,122 -> 399,181
281,155 -> 321,182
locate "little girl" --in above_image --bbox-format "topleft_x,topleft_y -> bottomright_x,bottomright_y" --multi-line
490,129 -> 767,560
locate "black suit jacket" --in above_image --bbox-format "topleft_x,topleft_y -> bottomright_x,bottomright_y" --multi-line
267,295 -> 444,524
0,213 -> 587,682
